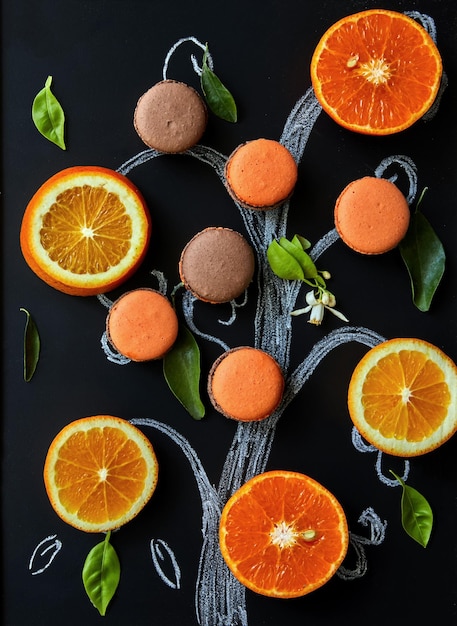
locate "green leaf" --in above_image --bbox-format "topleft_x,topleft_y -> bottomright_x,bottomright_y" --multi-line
291,234 -> 311,251
20,308 -> 40,382
278,237 -> 318,279
390,471 -> 433,548
163,325 -> 205,419
267,239 -> 305,281
399,200 -> 445,312
32,76 -> 66,149
82,532 -> 120,616
201,45 -> 237,123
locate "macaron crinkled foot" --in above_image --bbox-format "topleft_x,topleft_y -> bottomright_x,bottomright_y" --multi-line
208,347 -> 285,421
134,79 -> 208,153
225,138 -> 298,210
179,227 -> 255,304
334,176 -> 410,254
106,288 -> 179,361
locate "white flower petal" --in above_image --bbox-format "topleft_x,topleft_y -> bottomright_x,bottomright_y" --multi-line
325,306 -> 349,322
305,291 -> 318,305
290,306 -> 312,316
308,303 -> 324,325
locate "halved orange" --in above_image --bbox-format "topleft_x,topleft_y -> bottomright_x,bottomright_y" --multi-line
44,415 -> 158,532
219,470 -> 348,598
348,338 -> 457,456
310,9 -> 443,134
20,166 -> 151,296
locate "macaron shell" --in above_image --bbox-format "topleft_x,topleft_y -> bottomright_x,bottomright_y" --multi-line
179,227 -> 255,303
134,80 -> 208,153
225,139 -> 298,210
334,176 -> 410,254
208,347 -> 285,421
107,288 -> 179,361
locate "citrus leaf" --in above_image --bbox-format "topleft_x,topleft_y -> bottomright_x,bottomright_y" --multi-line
32,76 -> 66,149
82,532 -> 120,616
390,471 -> 433,548
279,237 -> 318,279
291,234 -> 311,251
267,239 -> 305,281
201,46 -> 237,123
163,325 -> 205,420
399,209 -> 445,312
20,308 -> 40,382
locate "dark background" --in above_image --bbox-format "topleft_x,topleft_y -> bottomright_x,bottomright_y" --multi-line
2,1 -> 456,624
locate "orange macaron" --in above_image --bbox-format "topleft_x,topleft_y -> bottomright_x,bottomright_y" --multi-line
334,176 -> 410,254
225,138 -> 298,210
106,288 -> 179,361
208,347 -> 285,421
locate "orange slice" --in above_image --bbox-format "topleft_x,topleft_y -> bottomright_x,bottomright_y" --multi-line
348,338 -> 457,456
219,470 -> 348,598
20,166 -> 151,296
310,9 -> 443,134
43,415 -> 158,532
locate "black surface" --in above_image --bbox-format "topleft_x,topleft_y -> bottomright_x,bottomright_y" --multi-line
2,1 -> 457,625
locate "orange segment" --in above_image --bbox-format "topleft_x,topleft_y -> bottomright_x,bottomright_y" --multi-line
44,415 -> 158,532
20,166 -> 151,296
219,470 -> 348,598
310,9 -> 443,134
41,185 -> 132,273
348,338 -> 457,456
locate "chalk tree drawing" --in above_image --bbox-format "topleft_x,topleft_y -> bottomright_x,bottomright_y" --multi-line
31,14 -> 446,626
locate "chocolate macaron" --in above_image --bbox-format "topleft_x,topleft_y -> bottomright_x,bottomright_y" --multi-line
334,176 -> 410,254
208,347 -> 285,421
179,227 -> 255,303
225,138 -> 298,210
106,288 -> 178,361
134,80 -> 208,153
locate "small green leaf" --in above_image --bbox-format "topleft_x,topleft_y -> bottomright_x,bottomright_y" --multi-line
390,471 -> 433,548
163,325 -> 205,419
32,76 -> 66,149
278,237 -> 318,279
267,239 -> 305,281
291,234 -> 311,251
201,45 -> 237,123
82,531 -> 120,616
315,274 -> 327,289
20,308 -> 40,382
399,192 -> 445,312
